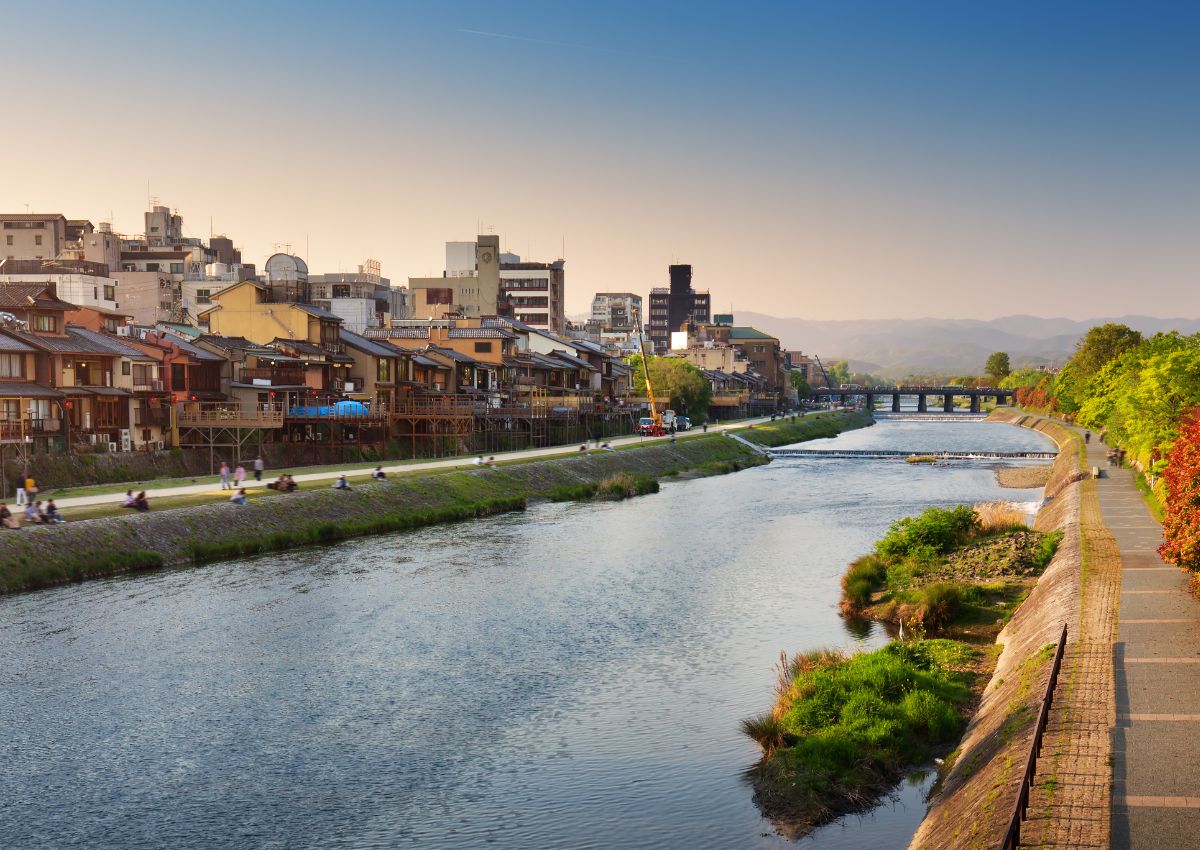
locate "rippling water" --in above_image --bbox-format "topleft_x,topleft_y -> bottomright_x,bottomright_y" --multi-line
0,420 -> 1055,849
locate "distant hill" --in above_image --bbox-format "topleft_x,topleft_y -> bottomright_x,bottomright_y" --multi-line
733,313 -> 1200,376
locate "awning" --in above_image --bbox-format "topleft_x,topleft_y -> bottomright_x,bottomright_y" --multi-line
0,382 -> 65,399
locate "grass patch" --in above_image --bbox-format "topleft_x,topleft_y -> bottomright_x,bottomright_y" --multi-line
745,640 -> 977,835
0,550 -> 163,594
738,411 -> 874,448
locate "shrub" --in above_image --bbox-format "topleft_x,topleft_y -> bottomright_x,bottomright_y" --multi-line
1160,410 -> 1200,570
841,555 -> 887,608
876,506 -> 979,560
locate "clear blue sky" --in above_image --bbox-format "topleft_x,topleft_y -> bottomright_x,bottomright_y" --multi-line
5,1 -> 1198,318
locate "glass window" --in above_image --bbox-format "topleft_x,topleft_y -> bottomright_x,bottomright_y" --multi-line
0,353 -> 23,378
103,285 -> 116,300
32,315 -> 56,333
170,263 -> 184,274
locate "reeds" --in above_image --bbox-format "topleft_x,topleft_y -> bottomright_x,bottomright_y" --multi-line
974,500 -> 1028,533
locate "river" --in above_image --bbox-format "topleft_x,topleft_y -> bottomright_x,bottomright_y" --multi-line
0,419 -> 1055,850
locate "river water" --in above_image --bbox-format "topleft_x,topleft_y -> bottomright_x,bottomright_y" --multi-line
0,420 -> 1055,850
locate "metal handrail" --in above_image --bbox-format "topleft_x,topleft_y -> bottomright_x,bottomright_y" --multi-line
1000,622 -> 1068,849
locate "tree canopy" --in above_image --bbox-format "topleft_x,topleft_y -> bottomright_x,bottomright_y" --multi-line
984,352 -> 1011,382
626,354 -> 711,420
789,370 -> 812,398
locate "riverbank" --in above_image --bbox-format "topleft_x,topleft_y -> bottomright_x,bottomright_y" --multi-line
907,410 -> 1110,849
739,410 -> 874,447
0,410 -> 874,595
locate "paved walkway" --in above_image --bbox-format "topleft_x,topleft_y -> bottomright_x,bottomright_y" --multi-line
48,414 -> 779,511
1097,439 -> 1200,848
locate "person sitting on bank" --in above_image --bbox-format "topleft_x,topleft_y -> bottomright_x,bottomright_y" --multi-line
230,488 -> 248,506
332,475 -> 351,491
371,466 -> 387,481
43,500 -> 65,524
284,474 -> 298,492
0,504 -> 18,529
133,492 -> 150,512
24,501 -> 40,524
267,474 -> 287,491
122,490 -> 137,509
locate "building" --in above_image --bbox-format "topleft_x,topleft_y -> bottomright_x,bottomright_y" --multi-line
590,292 -> 642,331
408,235 -> 500,321
263,253 -> 310,304
648,264 -> 710,353
704,324 -> 785,394
309,260 -> 400,333
0,259 -> 121,314
498,253 -> 565,334
1,214 -> 94,262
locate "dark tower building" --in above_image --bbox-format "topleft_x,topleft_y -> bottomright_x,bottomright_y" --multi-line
648,263 -> 712,353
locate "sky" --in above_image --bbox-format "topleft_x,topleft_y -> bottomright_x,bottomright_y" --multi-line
3,1 -> 1198,320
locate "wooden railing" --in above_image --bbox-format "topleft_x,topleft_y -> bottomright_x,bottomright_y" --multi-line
239,367 -> 305,385
176,403 -> 285,428
394,396 -> 476,417
0,419 -> 64,441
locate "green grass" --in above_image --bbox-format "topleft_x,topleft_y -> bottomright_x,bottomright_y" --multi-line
1132,470 -> 1165,524
0,550 -> 163,594
737,410 -> 874,448
746,640 -> 977,831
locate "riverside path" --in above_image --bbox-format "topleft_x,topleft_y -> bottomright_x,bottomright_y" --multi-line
47,414 -> 780,512
1088,435 -> 1200,848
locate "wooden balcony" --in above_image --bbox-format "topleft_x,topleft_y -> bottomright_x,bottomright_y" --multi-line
0,418 -> 65,443
239,367 -> 306,385
176,402 -> 285,429
394,396 -> 475,418
710,391 -> 750,407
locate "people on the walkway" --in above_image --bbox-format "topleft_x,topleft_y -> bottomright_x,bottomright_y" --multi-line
15,477 -> 27,506
233,464 -> 246,487
230,488 -> 248,505
372,467 -> 387,480
332,475 -> 351,491
133,492 -> 150,512
1085,430 -> 1092,444
253,455 -> 265,481
219,462 -> 231,490
122,490 -> 137,508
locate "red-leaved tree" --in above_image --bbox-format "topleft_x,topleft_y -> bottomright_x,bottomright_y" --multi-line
1159,408 -> 1200,570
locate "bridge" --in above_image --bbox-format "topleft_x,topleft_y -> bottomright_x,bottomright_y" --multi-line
810,385 -> 1014,413
769,448 -> 1056,460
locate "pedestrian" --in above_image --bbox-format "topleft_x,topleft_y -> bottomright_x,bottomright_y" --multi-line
1085,431 -> 1091,444
15,476 -> 27,507
253,455 -> 265,482
25,475 -> 37,501
230,488 -> 248,506
233,463 -> 246,487
219,461 -> 231,490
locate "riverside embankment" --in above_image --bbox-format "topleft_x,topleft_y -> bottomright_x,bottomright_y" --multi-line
0,410 -> 873,595
908,411 -> 1115,850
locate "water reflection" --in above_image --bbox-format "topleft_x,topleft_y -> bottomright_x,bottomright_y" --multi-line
0,420 -> 1054,849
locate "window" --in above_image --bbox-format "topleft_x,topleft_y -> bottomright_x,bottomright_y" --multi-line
133,364 -> 153,385
122,361 -> 131,376
0,353 -> 23,378
195,289 -> 211,305
151,226 -> 160,232
474,342 -> 493,354
32,315 -> 56,333
170,263 -> 184,274
4,235 -> 11,246
145,263 -> 160,272
34,235 -> 42,246
377,358 -> 391,382
103,285 -> 116,301
332,284 -> 352,298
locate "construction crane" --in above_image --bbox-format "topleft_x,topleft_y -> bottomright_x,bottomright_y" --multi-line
813,354 -> 835,390
630,305 -> 665,435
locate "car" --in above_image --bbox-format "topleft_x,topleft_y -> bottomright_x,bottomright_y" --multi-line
675,416 -> 691,432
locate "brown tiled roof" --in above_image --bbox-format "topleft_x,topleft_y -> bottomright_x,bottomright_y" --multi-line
0,283 -> 77,311
0,213 -> 66,222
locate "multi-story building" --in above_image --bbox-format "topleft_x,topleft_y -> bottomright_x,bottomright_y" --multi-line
498,253 -> 565,335
408,235 -> 500,321
648,264 -> 711,353
0,259 -> 121,314
1,214 -> 94,262
309,260 -> 402,333
590,292 -> 642,331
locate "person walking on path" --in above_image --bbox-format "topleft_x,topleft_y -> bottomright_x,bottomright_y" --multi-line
15,477 -> 27,506
253,455 -> 265,482
233,464 -> 246,487
218,462 -> 231,490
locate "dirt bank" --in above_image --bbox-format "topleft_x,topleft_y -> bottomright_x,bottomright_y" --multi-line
907,412 -> 1088,849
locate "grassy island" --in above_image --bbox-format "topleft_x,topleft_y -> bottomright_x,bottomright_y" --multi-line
743,500 -> 1062,837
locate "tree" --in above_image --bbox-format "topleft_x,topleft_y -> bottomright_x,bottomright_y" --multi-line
1159,408 -> 1200,570
1070,323 -> 1143,381
826,360 -> 851,387
789,370 -> 812,399
984,352 -> 1011,382
626,354 -> 711,420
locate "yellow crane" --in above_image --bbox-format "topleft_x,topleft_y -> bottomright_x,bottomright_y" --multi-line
630,305 -> 664,435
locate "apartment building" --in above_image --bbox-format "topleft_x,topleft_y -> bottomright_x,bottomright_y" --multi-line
408,235 -> 500,321
648,264 -> 711,353
590,292 -> 642,331
498,253 -> 565,335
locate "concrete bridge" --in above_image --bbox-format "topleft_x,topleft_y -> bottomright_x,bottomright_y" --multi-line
810,385 -> 1014,414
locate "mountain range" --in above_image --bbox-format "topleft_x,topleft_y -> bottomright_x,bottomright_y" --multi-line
731,313 -> 1200,377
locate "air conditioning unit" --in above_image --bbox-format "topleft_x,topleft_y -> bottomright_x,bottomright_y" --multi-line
105,373 -> 112,387
155,440 -> 165,450
120,429 -> 132,452
107,442 -> 118,453
87,432 -> 98,444
116,326 -> 131,337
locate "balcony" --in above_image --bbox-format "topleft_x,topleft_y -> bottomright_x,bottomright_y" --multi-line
239,367 -> 306,386
0,418 -> 64,442
133,380 -> 166,393
176,402 -> 285,429
394,396 -> 475,418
